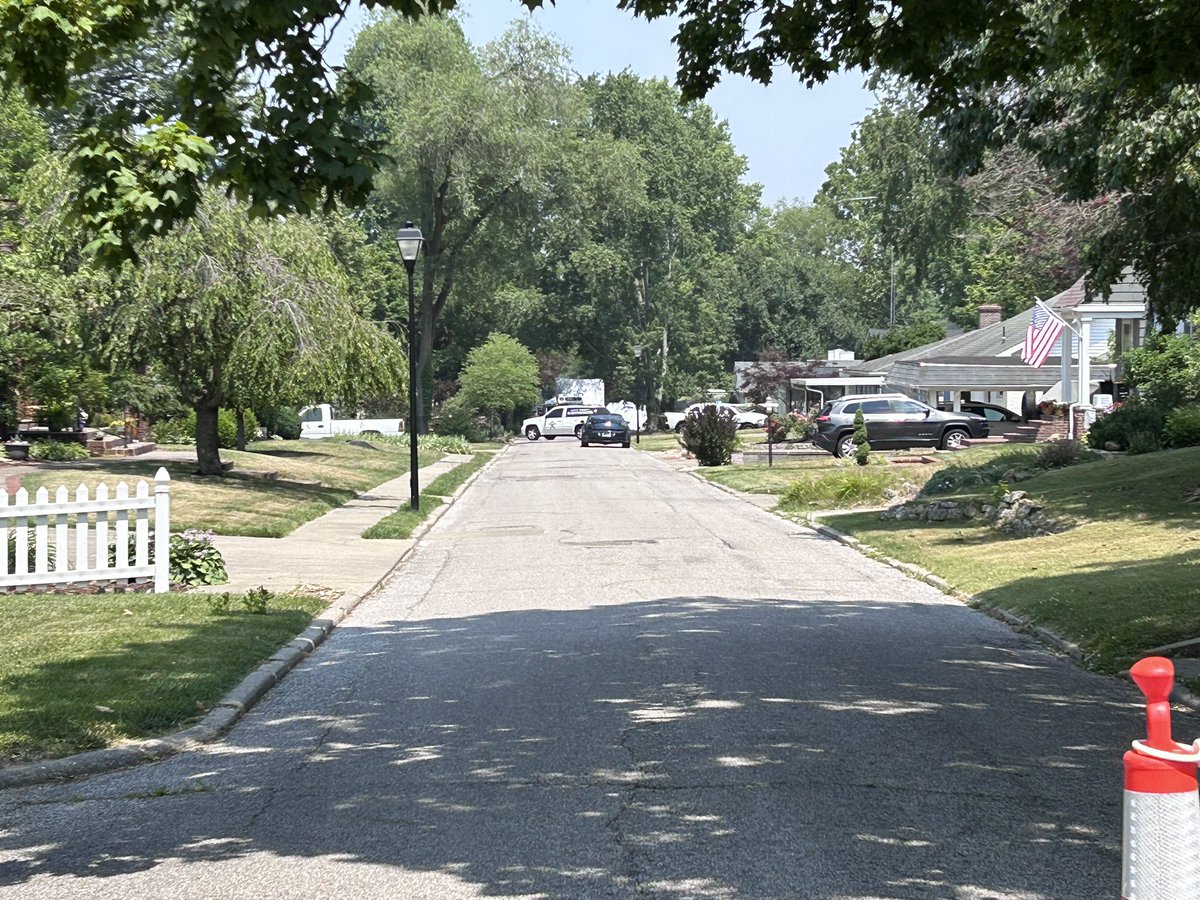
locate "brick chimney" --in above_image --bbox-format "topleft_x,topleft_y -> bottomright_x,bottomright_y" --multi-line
977,304 -> 1002,328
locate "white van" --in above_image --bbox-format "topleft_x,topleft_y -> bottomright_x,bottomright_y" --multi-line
522,405 -> 606,441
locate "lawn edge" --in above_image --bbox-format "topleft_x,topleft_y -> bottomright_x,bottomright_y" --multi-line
0,445 -> 511,791
804,512 -> 1200,713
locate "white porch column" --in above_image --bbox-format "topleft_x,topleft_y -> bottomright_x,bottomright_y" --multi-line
1079,315 -> 1093,403
1059,331 -> 1073,404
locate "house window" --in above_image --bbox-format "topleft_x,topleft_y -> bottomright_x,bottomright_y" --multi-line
1119,319 -> 1142,355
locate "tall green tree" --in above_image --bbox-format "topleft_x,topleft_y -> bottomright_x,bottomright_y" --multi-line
457,333 -> 540,427
532,72 -> 757,407
116,195 -> 404,474
346,14 -> 575,432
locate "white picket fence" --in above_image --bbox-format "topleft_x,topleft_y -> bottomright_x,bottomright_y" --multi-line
0,467 -> 170,593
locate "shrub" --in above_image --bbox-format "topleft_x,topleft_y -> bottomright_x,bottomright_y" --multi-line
418,433 -> 472,455
1122,332 -> 1200,409
431,399 -> 486,442
257,405 -> 301,440
151,411 -> 196,444
679,405 -> 738,466
922,467 -> 1002,496
217,408 -> 258,449
169,530 -> 228,586
1127,428 -> 1163,455
106,528 -> 228,585
1086,402 -> 1166,451
920,450 -> 1041,497
780,469 -> 892,509
6,533 -> 55,571
1164,406 -> 1200,448
765,416 -> 789,443
787,412 -> 816,441
852,408 -> 870,466
1036,439 -> 1090,469
28,440 -> 89,461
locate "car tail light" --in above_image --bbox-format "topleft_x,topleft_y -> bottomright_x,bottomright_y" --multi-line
816,415 -> 830,423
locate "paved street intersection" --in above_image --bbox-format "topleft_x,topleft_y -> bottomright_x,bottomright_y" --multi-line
0,441 -> 1142,898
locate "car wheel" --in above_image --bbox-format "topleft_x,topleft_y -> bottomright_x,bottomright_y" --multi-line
674,422 -> 684,433
574,424 -> 584,439
835,433 -> 856,458
544,435 -> 556,441
581,439 -> 589,447
525,426 -> 540,441
622,440 -> 631,448
941,428 -> 969,451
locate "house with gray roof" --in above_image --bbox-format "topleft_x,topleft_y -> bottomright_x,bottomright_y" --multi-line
788,272 -> 1149,417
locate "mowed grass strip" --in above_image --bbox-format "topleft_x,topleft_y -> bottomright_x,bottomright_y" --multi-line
361,496 -> 444,540
0,591 -> 327,763
632,432 -> 681,452
701,445 -> 1030,507
818,446 -> 1200,674
362,451 -> 497,539
18,440 -> 443,537
424,451 -> 495,497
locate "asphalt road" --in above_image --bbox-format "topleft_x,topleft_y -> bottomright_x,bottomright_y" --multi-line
0,440 -> 1145,898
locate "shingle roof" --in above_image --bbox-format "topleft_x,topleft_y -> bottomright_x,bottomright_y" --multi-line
850,290 -> 1091,375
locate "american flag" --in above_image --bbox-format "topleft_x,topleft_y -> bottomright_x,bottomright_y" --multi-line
1021,302 -> 1066,368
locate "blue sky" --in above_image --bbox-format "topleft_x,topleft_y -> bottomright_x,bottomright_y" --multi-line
327,1 -> 877,206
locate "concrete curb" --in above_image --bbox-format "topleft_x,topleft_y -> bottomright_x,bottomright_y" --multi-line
0,446 -> 510,791
804,513 -> 1200,713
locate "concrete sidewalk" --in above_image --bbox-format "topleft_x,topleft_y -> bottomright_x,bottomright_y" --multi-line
200,453 -> 477,601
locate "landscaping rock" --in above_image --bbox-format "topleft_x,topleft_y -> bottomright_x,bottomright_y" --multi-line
879,490 -> 1066,536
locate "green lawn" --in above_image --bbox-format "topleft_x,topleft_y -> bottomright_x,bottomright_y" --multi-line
18,440 -> 443,537
818,446 -> 1200,675
362,451 -> 496,539
0,591 -> 327,763
700,445 -> 1037,508
632,431 -> 682,452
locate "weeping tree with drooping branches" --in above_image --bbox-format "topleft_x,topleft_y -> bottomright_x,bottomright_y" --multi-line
114,194 -> 405,474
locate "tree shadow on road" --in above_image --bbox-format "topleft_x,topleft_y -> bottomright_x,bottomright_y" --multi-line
0,595 -> 1137,898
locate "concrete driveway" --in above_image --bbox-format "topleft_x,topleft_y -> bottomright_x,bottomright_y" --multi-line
0,439 -> 1142,898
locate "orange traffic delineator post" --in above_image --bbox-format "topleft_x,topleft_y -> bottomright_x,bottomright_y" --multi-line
1122,657 -> 1200,899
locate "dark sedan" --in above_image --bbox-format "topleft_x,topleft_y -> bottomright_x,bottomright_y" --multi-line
580,413 -> 631,448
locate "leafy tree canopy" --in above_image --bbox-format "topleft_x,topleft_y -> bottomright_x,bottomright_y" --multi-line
457,333 -> 540,417
5,0 -> 1197,326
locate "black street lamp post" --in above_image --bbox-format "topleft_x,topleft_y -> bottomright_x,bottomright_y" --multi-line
632,344 -> 643,445
396,222 -> 424,511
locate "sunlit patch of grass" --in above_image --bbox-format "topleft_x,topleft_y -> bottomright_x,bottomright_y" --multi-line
820,446 -> 1200,673
0,591 -> 326,763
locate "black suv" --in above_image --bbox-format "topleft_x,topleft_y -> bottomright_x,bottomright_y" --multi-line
813,394 -> 988,457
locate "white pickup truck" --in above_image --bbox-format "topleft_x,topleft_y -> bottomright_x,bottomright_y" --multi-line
660,402 -> 767,432
299,404 -> 405,439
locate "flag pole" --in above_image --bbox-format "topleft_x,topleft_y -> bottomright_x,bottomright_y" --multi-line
1034,297 -> 1082,339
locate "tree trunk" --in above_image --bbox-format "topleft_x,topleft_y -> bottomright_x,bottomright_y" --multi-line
195,403 -> 223,476
417,269 -> 436,435
235,408 -> 247,451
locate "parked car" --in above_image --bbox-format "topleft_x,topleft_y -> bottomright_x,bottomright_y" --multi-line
522,405 -> 607,441
660,402 -> 767,432
936,401 -> 1025,423
813,394 -> 989,458
299,404 -> 404,439
580,413 -> 631,448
